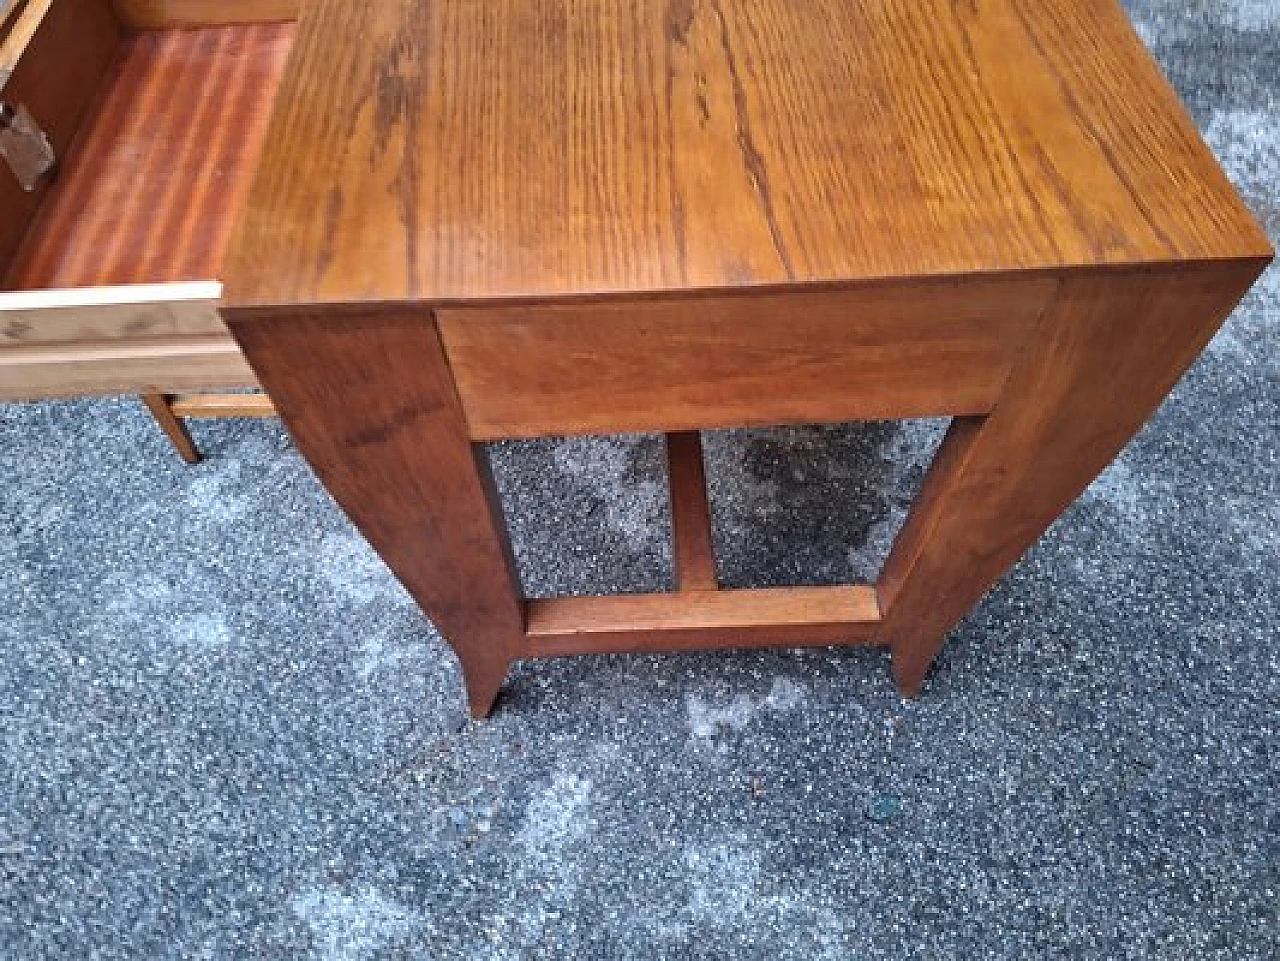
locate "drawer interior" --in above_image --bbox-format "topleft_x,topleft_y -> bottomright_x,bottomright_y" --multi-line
0,0 -> 295,399
5,19 -> 294,291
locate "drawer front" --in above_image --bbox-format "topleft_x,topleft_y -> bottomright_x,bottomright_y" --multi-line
437,276 -> 1058,440
0,283 -> 253,400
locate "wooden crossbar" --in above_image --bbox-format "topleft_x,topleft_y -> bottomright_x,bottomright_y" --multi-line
143,390 -> 277,464
523,433 -> 884,660
524,586 -> 883,657
168,392 -> 277,418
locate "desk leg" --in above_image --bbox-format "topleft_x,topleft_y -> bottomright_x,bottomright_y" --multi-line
142,393 -> 202,464
227,307 -> 525,717
879,261 -> 1266,696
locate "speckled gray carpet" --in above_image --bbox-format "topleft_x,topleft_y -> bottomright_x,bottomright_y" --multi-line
2,2 -> 1277,958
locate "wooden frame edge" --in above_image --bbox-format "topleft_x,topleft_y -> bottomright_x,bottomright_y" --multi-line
111,0 -> 299,30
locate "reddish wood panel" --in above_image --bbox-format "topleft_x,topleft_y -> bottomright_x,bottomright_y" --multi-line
437,278 -> 1054,439
0,0 -> 120,276
882,259 -> 1269,694
225,306 -> 526,717
6,22 -> 294,290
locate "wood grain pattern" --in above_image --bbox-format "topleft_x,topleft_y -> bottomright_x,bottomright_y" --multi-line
0,284 -> 259,399
112,0 -> 298,29
0,0 -> 118,275
167,392 -> 274,417
0,283 -> 225,345
524,586 -> 882,657
225,306 -> 526,718
881,258 -> 1270,694
218,0 -> 1273,709
438,277 -> 1054,439
6,22 -> 294,291
223,0 -> 1270,309
0,335 -> 253,399
666,431 -> 718,592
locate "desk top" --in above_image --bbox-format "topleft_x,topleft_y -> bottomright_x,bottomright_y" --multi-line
222,0 -> 1271,309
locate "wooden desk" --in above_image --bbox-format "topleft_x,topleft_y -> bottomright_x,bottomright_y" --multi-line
215,0 -> 1272,716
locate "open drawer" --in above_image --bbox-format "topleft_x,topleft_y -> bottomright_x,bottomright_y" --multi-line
0,0 -> 295,400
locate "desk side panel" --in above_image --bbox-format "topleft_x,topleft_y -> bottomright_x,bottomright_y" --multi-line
437,277 -> 1057,440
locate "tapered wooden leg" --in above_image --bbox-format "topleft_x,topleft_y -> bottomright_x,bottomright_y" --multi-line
142,393 -> 202,464
226,307 -> 525,717
879,260 -> 1267,696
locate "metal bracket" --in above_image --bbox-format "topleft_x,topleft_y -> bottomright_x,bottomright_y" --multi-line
0,101 -> 54,192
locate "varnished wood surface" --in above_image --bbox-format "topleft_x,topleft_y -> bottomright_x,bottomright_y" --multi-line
224,0 -> 1270,309
524,586 -> 881,657
112,0 -> 298,29
168,392 -> 274,418
6,22 -> 294,291
666,431 -> 718,592
881,258 -> 1269,694
216,0 -> 1272,708
438,277 -> 1053,439
0,0 -> 118,275
227,306 -> 527,717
